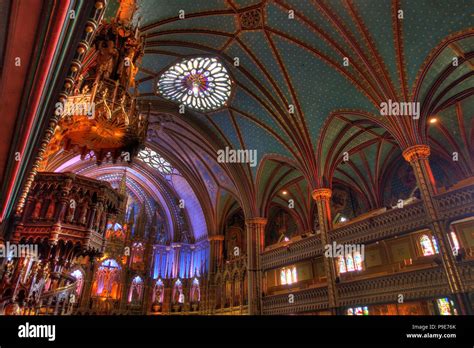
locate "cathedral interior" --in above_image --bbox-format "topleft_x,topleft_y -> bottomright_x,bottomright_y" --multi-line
0,0 -> 473,317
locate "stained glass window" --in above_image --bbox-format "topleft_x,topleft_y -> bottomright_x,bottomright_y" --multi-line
338,256 -> 347,274
420,234 -> 435,256
280,266 -> 297,285
354,252 -> 363,271
339,251 -> 363,274
347,306 -> 369,315
286,268 -> 292,284
157,57 -> 232,112
431,236 -> 439,254
292,267 -> 298,283
137,147 -> 173,175
450,231 -> 460,255
437,298 -> 453,315
346,254 -> 355,272
280,269 -> 287,285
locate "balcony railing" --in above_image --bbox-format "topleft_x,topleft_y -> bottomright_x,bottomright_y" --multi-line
261,184 -> 474,270
262,261 -> 474,314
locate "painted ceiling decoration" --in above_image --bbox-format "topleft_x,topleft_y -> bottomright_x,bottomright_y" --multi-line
157,57 -> 233,112
11,0 -> 471,243
123,0 -> 473,229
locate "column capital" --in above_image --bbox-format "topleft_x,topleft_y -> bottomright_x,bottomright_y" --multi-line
402,144 -> 430,162
208,235 -> 225,242
245,217 -> 267,226
312,188 -> 332,201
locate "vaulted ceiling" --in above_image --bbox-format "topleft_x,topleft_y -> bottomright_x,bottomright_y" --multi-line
125,0 -> 472,228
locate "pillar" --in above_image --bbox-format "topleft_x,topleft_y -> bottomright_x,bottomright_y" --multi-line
312,188 -> 338,314
208,235 -> 224,274
245,217 -> 267,315
403,145 -> 470,314
207,235 -> 224,314
171,243 -> 181,279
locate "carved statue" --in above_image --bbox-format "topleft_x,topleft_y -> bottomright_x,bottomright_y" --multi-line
67,201 -> 76,223
117,48 -> 138,89
32,200 -> 42,219
154,284 -> 163,304
79,203 -> 88,225
96,40 -> 119,79
45,199 -> 56,220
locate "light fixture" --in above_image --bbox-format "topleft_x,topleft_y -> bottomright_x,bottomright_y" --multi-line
429,118 -> 438,124
282,190 -> 288,195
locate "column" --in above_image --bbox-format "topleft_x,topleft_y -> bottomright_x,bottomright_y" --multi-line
207,235 -> 224,314
403,145 -> 470,314
79,256 -> 97,312
245,217 -> 267,315
171,243 -> 181,278
312,188 -> 338,314
208,235 -> 224,274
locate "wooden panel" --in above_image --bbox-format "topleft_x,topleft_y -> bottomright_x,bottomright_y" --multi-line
389,239 -> 412,262
365,247 -> 383,268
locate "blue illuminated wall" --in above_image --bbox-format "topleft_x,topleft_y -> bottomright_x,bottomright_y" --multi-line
152,240 -> 209,279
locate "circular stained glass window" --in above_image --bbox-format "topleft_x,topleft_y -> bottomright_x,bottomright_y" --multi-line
157,57 -> 232,112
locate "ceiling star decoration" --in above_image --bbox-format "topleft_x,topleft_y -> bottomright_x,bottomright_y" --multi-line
157,57 -> 232,112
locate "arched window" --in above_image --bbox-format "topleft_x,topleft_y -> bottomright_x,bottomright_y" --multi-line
450,231 -> 460,255
353,252 -> 363,271
436,297 -> 458,315
286,268 -> 292,284
346,254 -> 355,272
280,266 -> 298,285
338,257 -> 347,274
128,276 -> 144,303
420,234 -> 436,256
431,236 -> 439,254
280,269 -> 287,285
339,251 -> 364,274
70,269 -> 84,297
